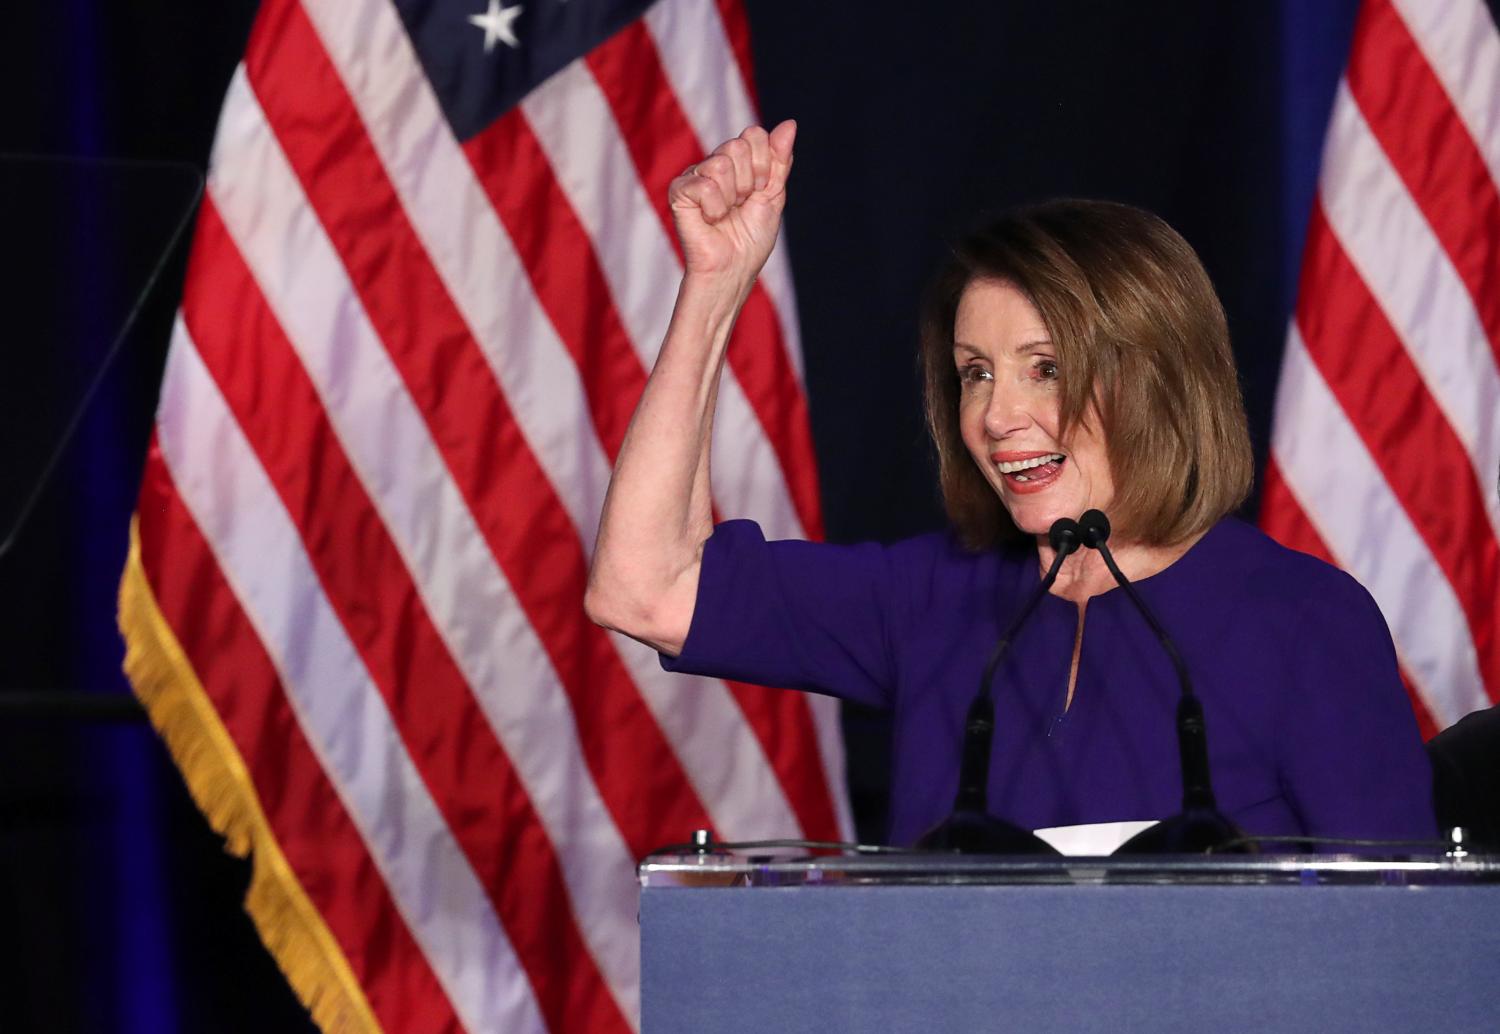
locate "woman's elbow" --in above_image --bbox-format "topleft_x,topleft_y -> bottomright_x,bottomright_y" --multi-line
583,574 -> 690,656
582,577 -> 632,635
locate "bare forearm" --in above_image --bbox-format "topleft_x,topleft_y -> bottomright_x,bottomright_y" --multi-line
587,274 -> 747,651
585,120 -> 795,653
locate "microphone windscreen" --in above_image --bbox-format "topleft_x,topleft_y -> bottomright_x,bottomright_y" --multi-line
1048,517 -> 1081,555
1079,509 -> 1111,548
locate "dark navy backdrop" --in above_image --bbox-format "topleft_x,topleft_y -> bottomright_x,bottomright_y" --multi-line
0,1 -> 1359,1028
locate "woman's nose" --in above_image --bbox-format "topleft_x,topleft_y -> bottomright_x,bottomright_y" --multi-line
983,380 -> 1030,439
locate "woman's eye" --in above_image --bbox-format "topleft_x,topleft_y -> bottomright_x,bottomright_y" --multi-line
1034,360 -> 1060,381
958,365 -> 992,386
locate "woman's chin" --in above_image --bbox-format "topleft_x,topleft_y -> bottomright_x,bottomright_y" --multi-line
997,490 -> 1060,528
1006,509 -> 1069,540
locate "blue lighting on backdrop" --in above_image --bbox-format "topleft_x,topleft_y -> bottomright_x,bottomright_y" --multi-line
1279,0 -> 1362,311
62,0 -> 179,1029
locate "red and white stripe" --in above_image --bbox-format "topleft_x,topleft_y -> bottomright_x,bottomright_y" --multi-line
156,323 -> 553,1032
1264,0 -> 1500,734
134,0 -> 849,1029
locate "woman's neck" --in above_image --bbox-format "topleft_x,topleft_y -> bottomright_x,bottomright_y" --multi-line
1036,530 -> 1205,607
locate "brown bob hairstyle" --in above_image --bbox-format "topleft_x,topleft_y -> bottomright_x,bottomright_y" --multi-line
920,199 -> 1252,550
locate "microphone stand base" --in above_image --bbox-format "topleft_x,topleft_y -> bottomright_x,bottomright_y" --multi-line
916,809 -> 1060,855
1112,809 -> 1252,855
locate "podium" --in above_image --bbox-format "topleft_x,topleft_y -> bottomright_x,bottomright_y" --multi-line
640,853 -> 1500,1033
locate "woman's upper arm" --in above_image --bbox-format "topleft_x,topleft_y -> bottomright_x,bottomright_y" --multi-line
584,532 -> 705,656
1277,575 -> 1436,840
661,520 -> 905,709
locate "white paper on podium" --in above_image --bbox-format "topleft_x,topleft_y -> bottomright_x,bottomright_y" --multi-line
1033,820 -> 1158,855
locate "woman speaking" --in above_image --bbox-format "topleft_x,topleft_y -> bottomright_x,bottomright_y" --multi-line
585,121 -> 1435,849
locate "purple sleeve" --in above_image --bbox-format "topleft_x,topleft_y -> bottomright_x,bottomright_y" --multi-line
1277,572 -> 1437,840
659,520 -> 901,708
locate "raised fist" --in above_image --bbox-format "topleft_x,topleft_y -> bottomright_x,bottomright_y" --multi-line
667,120 -> 796,285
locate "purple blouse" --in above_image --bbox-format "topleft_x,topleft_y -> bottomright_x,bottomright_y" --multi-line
663,517 -> 1436,846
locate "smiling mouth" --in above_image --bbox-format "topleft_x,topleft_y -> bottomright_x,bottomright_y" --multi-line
997,452 -> 1066,484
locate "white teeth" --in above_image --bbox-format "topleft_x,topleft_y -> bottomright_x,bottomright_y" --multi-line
997,453 -> 1064,474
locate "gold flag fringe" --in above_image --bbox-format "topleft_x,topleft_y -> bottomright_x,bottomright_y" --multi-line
118,519 -> 383,1034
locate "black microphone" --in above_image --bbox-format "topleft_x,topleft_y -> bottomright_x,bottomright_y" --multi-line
1075,509 -> 1246,854
917,518 -> 1080,854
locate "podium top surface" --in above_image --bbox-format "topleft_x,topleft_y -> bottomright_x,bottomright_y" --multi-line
639,851 -> 1500,888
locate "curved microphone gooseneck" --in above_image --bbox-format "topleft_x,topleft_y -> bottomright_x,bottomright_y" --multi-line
916,518 -> 1080,854
1075,509 -> 1247,854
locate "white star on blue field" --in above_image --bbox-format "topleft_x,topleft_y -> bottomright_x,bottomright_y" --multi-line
469,0 -> 524,52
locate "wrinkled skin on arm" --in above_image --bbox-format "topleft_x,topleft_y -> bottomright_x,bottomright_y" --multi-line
584,121 -> 797,656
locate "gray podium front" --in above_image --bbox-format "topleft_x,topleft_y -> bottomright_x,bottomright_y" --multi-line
639,853 -> 1500,1033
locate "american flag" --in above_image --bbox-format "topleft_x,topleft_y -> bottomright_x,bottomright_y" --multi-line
1262,0 -> 1500,736
117,1 -> 850,1031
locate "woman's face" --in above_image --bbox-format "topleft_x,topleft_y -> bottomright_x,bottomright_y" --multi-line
954,279 -> 1115,539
